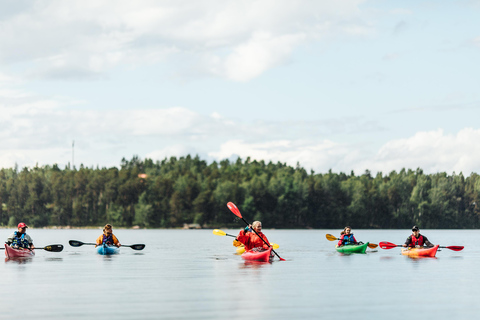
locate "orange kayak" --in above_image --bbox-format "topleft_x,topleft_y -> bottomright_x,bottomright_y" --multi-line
401,245 -> 439,258
4,244 -> 35,258
241,247 -> 273,262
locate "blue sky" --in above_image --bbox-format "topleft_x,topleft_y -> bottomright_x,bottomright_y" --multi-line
1,0 -> 479,175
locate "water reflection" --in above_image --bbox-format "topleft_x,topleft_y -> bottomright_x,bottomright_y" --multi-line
4,257 -> 34,264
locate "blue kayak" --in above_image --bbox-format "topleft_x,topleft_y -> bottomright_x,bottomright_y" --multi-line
97,243 -> 119,255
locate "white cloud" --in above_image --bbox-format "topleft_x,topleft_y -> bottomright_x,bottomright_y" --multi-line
207,129 -> 480,175
0,0 -> 369,81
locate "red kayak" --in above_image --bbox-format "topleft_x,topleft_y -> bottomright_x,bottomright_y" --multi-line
401,245 -> 439,258
241,247 -> 273,262
4,244 -> 35,258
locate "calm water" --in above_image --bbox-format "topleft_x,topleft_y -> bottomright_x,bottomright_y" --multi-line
0,228 -> 477,319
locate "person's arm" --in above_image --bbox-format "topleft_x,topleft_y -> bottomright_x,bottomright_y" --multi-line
337,235 -> 344,246
403,236 -> 412,247
26,234 -> 34,248
236,229 -> 250,244
261,234 -> 270,249
352,235 -> 358,244
112,234 -> 121,247
423,236 -> 434,247
5,233 -> 14,245
96,235 -> 103,246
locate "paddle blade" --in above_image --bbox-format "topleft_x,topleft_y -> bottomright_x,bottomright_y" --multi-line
379,241 -> 398,249
212,229 -> 226,236
227,202 -> 242,218
444,245 -> 464,251
325,234 -> 338,241
368,243 -> 378,249
271,243 -> 279,249
128,244 -> 145,250
43,244 -> 64,252
69,240 -> 84,247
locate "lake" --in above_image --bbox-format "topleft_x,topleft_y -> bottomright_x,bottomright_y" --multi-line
0,228 -> 476,319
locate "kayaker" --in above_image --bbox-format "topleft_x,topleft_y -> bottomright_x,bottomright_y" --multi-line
5,222 -> 34,249
96,224 -> 121,247
337,226 -> 358,246
403,226 -> 434,248
236,221 -> 270,252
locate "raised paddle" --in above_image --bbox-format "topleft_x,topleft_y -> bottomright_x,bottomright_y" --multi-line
227,202 -> 285,261
325,234 -> 378,249
379,241 -> 464,251
212,229 -> 280,249
69,240 -> 145,250
2,244 -> 63,252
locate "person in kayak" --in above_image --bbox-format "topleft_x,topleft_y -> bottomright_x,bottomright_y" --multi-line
403,226 -> 434,248
236,221 -> 270,252
96,224 -> 121,247
5,222 -> 34,249
337,226 -> 359,246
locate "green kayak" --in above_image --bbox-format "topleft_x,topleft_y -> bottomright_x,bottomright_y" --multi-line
335,242 -> 369,254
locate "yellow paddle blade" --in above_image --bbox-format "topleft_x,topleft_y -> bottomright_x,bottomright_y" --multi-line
368,243 -> 378,249
271,243 -> 279,249
325,234 -> 338,241
212,229 -> 226,236
236,246 -> 245,254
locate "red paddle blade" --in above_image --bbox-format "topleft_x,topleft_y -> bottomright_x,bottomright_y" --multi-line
227,202 -> 242,218
444,246 -> 464,251
379,241 -> 398,249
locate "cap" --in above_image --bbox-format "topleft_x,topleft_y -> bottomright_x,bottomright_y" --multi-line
18,222 -> 28,229
412,226 -> 419,231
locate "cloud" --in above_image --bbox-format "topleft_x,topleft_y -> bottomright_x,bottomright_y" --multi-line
0,0 -> 370,82
207,129 -> 480,175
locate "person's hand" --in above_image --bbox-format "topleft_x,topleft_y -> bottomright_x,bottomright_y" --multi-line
402,244 -> 407,247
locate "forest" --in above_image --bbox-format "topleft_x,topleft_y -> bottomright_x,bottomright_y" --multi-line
0,155 -> 479,229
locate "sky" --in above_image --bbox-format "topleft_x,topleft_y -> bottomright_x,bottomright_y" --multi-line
1,0 -> 480,175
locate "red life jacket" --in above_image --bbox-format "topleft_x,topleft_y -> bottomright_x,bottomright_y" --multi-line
410,234 -> 424,246
237,230 -> 270,251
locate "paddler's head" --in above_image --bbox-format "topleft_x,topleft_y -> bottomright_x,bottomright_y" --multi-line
412,226 -> 420,236
17,222 -> 28,234
103,224 -> 113,236
344,226 -> 352,235
252,221 -> 262,233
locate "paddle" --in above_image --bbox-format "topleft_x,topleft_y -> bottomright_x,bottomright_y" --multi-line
379,241 -> 464,251
3,244 -> 63,252
69,240 -> 145,250
325,234 -> 378,249
212,229 -> 280,249
227,202 -> 285,261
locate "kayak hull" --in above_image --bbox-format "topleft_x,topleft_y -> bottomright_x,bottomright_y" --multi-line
241,247 -> 273,262
336,242 -> 369,254
97,244 -> 119,255
4,244 -> 35,258
401,245 -> 439,258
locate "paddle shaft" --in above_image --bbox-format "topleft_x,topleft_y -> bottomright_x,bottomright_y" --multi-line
239,216 -> 285,261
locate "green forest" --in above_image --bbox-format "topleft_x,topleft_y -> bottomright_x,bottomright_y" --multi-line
0,155 -> 479,229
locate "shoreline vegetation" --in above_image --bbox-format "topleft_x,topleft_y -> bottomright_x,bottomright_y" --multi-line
1,155 -> 479,229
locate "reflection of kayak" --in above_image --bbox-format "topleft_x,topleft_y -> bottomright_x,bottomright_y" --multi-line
335,242 -> 369,254
241,247 -> 273,262
4,244 -> 35,258
96,243 -> 119,255
401,245 -> 439,258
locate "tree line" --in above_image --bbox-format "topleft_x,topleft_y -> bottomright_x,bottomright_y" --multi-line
0,155 -> 479,229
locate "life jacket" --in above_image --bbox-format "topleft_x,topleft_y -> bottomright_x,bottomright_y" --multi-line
410,234 -> 424,247
237,230 -> 270,251
102,234 -> 114,245
342,234 -> 355,245
12,231 -> 30,248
